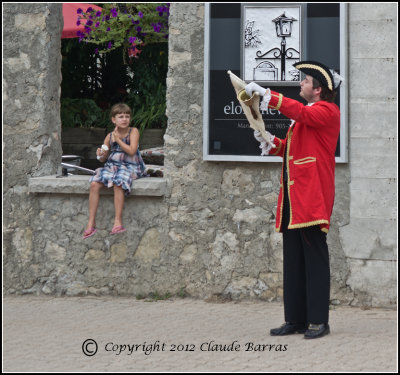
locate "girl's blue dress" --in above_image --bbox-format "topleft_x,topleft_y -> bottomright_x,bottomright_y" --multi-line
89,128 -> 147,196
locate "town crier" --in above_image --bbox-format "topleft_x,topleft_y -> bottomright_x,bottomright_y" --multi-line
245,61 -> 344,339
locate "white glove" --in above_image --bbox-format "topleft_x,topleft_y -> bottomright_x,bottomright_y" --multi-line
254,130 -> 275,156
245,82 -> 267,97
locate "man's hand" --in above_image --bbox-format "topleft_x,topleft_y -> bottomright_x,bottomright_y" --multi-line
254,130 -> 273,142
245,82 -> 267,97
254,130 -> 275,156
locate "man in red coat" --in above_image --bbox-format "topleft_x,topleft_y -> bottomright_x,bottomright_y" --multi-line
245,61 -> 343,339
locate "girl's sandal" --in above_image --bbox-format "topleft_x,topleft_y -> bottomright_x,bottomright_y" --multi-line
110,226 -> 126,235
83,227 -> 97,239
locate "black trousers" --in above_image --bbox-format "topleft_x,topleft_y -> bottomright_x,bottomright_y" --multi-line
281,182 -> 330,324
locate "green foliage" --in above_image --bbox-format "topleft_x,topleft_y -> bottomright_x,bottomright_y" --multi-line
125,42 -> 168,134
61,4 -> 169,131
136,291 -> 172,301
61,98 -> 109,128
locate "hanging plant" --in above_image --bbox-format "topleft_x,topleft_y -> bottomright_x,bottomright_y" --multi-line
76,3 -> 170,63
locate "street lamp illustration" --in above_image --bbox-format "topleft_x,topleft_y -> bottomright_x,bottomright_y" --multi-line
272,12 -> 298,80
252,11 -> 300,82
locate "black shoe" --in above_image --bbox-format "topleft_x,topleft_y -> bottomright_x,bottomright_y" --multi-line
270,322 -> 307,336
304,323 -> 330,339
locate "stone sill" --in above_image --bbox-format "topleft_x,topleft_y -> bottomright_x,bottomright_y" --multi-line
28,175 -> 167,197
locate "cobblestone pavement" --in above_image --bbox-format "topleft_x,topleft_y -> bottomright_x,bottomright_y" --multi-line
3,296 -> 398,372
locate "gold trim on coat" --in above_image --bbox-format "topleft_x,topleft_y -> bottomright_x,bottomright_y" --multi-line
288,219 -> 329,229
275,125 -> 330,234
293,156 -> 316,165
286,127 -> 294,228
270,93 -> 283,111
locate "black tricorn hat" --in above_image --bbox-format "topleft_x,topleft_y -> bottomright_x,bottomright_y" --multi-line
293,61 -> 337,91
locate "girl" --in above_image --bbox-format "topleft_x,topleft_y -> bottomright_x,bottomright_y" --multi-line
83,103 -> 147,238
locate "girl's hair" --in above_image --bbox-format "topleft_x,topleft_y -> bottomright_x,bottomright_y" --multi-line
110,103 -> 131,118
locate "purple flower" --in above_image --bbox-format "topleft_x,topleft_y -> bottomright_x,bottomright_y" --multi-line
86,7 -> 93,13
105,15 -> 110,21
95,48 -> 99,54
129,36 -> 136,44
136,26 -> 142,32
95,21 -> 100,28
86,20 -> 93,26
77,8 -> 83,14
106,27 -> 110,32
111,8 -> 118,17
107,42 -> 113,49
96,11 -> 102,17
138,11 -> 143,18
76,20 -> 81,26
156,6 -> 162,12
84,26 -> 92,33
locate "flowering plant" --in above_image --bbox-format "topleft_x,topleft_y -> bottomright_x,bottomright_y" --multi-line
76,3 -> 170,62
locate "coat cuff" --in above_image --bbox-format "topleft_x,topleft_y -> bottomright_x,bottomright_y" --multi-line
270,137 -> 283,156
269,91 -> 283,111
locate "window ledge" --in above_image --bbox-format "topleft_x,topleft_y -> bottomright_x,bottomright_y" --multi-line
28,175 -> 167,197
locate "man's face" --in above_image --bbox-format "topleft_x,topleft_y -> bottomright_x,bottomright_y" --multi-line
299,75 -> 321,103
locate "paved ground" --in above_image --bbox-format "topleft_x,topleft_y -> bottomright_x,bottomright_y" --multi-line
3,295 -> 398,372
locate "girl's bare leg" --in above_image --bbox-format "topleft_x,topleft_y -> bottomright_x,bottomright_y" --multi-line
86,182 -> 103,231
113,185 -> 125,228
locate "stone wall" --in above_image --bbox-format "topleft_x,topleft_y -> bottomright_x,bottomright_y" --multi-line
3,4 -> 63,289
164,3 -> 397,306
338,3 -> 397,306
164,3 -> 353,303
3,3 -> 397,307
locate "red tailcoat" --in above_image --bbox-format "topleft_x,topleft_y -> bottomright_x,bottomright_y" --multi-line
268,91 -> 340,233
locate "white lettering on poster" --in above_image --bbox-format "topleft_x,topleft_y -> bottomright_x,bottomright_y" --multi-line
223,101 -> 280,116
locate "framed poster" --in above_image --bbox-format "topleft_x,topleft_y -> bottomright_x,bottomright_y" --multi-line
203,3 -> 348,163
242,4 -> 304,85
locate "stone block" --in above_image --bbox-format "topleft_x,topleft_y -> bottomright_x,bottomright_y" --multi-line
110,243 -> 128,263
134,228 -> 162,263
12,228 -> 33,264
84,250 -> 106,261
346,259 -> 397,307
349,102 -> 397,138
339,218 -> 397,260
349,178 -> 397,219
349,3 -> 397,22
349,137 -> 397,179
349,20 -> 397,59
222,168 -> 255,196
350,58 -> 397,100
233,207 -> 269,225
28,175 -> 167,196
15,13 -> 46,31
179,244 -> 198,264
44,241 -> 66,262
